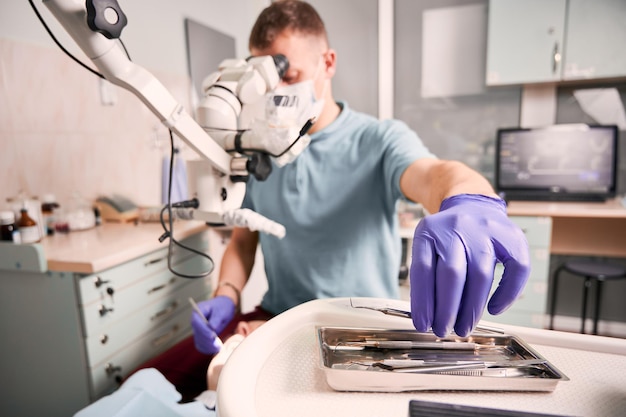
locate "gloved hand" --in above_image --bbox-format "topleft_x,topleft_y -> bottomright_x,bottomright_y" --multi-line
191,296 -> 237,355
410,194 -> 530,337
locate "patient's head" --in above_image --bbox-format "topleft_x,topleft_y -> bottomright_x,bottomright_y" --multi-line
235,320 -> 266,337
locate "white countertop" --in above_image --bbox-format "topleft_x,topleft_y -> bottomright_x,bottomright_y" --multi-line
36,221 -> 208,273
506,198 -> 626,218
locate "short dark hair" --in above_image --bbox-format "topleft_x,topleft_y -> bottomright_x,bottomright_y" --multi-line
249,0 -> 328,51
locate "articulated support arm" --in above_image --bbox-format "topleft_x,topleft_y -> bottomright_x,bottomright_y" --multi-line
41,0 -> 287,237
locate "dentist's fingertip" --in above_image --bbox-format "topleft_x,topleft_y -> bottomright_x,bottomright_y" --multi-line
432,322 -> 454,338
412,318 -> 430,334
454,326 -> 470,338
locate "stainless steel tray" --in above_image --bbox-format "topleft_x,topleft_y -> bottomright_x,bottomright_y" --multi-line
318,327 -> 568,392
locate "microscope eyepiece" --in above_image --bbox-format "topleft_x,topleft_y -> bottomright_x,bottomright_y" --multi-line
272,54 -> 289,79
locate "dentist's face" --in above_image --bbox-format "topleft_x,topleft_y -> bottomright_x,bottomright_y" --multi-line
251,30 -> 330,97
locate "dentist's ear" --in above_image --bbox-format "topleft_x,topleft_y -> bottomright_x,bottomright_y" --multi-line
323,49 -> 337,79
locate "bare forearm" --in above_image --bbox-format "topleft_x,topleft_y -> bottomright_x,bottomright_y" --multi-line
432,160 -> 497,201
401,159 -> 498,214
215,228 -> 258,306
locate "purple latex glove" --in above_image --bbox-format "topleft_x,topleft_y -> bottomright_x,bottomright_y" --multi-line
191,296 -> 236,354
410,194 -> 530,337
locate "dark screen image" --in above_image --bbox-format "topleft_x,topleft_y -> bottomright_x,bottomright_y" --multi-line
497,126 -> 617,195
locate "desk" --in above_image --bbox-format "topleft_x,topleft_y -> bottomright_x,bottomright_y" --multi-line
217,298 -> 626,417
507,199 -> 626,258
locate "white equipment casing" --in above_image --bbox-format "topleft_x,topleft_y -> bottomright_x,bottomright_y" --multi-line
186,160 -> 246,224
42,0 -> 287,237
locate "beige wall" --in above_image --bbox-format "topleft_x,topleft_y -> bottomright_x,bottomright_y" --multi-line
0,1 -> 268,210
0,38 -> 192,208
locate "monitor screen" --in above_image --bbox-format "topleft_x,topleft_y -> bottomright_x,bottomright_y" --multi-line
495,124 -> 618,201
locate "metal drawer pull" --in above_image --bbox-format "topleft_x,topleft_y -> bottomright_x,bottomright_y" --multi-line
552,42 -> 561,74
98,304 -> 114,317
148,283 -> 166,294
151,301 -> 178,321
144,257 -> 166,267
100,334 -> 109,344
147,277 -> 177,294
152,324 -> 180,347
93,276 -> 110,288
105,362 -> 122,376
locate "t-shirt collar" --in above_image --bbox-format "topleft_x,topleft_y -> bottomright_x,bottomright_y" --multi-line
310,101 -> 349,140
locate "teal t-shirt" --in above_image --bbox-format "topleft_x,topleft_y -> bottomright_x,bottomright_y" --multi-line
242,102 -> 435,315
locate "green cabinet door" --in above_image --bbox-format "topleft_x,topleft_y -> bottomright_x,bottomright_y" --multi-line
487,0 -> 567,85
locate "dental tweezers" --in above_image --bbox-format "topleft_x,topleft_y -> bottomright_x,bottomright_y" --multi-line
369,359 -> 547,374
348,340 -> 479,350
349,298 -> 505,335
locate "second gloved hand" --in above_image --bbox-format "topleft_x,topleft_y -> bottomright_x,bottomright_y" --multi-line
191,296 -> 236,355
410,194 -> 530,338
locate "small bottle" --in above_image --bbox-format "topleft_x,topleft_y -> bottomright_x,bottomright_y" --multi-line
54,209 -> 70,234
93,206 -> 102,226
0,211 -> 20,243
17,208 -> 40,243
41,194 -> 60,235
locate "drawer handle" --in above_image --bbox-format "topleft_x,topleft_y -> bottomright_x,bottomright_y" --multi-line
151,301 -> 179,321
93,276 -> 110,288
148,284 -> 166,294
152,324 -> 180,347
105,362 -> 122,376
147,277 -> 177,294
144,257 -> 166,267
552,42 -> 561,74
99,304 -> 114,317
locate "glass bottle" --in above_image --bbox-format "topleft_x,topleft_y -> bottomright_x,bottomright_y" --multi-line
41,194 -> 60,235
17,208 -> 40,243
0,211 -> 20,243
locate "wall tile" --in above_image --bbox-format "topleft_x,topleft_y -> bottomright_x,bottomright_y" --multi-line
1,39 -> 197,210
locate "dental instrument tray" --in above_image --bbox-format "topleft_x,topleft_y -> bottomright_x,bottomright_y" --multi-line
317,327 -> 568,392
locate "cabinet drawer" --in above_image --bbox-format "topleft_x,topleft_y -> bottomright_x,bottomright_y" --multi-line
77,232 -> 209,306
509,280 -> 548,312
78,247 -> 170,306
81,254 -> 212,336
88,308 -> 198,399
528,248 -> 550,281
509,216 -> 552,247
85,278 -> 210,367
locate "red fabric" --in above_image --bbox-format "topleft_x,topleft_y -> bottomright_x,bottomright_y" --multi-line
127,306 -> 274,402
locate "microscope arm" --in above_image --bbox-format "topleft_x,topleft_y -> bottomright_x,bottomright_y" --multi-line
41,0 -> 288,237
43,0 -> 234,175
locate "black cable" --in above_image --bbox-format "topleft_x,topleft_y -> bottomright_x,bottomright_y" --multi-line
160,130 -> 214,279
29,0 -> 209,278
30,0 -> 131,71
118,38 -> 131,61
207,117 -> 314,158
28,0 -> 104,79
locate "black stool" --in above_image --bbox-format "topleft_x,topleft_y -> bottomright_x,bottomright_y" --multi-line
549,260 -> 626,335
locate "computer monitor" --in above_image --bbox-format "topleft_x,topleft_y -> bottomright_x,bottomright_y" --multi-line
495,124 -> 619,202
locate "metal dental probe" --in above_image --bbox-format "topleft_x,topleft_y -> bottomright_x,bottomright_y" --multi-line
189,297 -> 224,349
